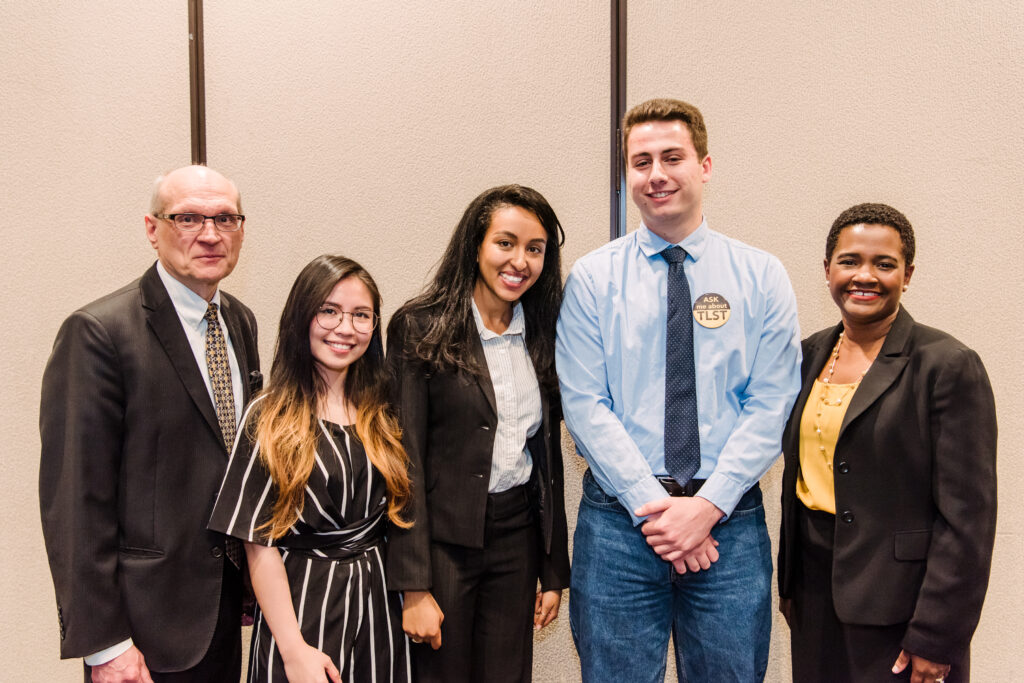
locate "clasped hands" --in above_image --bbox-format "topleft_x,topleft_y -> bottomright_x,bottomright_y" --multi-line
635,495 -> 724,573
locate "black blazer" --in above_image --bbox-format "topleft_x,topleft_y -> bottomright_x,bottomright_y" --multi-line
384,309 -> 570,593
778,306 -> 996,664
39,263 -> 260,670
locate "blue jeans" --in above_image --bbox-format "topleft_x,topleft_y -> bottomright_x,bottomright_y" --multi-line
570,469 -> 772,683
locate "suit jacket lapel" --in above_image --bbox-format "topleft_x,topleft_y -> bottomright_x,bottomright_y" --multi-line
140,265 -> 222,441
839,307 -> 913,439
468,333 -> 497,416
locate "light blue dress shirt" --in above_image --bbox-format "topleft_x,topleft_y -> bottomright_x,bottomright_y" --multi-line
556,220 -> 801,524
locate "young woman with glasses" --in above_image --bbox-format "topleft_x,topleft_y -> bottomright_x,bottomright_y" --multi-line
210,254 -> 411,683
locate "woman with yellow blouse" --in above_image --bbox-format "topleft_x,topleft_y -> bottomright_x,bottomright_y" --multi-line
777,203 -> 997,683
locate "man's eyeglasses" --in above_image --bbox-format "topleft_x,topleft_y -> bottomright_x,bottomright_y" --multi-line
315,306 -> 379,333
155,213 -> 245,232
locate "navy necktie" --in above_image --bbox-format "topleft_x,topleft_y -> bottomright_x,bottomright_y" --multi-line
662,246 -> 701,484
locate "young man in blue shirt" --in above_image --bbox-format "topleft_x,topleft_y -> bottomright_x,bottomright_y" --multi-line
556,98 -> 801,682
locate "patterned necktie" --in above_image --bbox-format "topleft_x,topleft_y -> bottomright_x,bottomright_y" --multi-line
204,303 -> 242,568
204,303 -> 237,451
662,246 -> 701,484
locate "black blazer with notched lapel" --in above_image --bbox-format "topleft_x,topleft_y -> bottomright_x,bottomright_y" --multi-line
778,306 -> 996,664
39,263 -> 260,670
384,309 -> 570,593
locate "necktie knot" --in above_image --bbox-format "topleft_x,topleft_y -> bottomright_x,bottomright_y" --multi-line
662,246 -> 688,265
204,302 -> 219,323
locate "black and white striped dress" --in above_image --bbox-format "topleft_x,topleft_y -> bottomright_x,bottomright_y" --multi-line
210,402 -> 410,683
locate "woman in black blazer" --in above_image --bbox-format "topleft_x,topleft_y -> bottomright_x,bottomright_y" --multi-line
385,185 -> 570,682
778,203 -> 997,683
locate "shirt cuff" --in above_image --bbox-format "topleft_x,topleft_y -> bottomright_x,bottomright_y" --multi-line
84,638 -> 133,666
696,471 -> 746,521
619,476 -> 673,525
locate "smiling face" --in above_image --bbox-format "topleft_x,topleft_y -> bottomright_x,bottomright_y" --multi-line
308,276 -> 375,387
473,205 -> 547,315
626,119 -> 712,243
826,223 -> 914,329
145,166 -> 243,301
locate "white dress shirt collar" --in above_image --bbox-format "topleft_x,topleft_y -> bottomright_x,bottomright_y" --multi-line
471,298 -> 526,341
155,260 -> 223,326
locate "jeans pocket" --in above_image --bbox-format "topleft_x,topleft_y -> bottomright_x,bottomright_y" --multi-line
579,469 -> 622,509
728,502 -> 764,520
727,484 -> 764,518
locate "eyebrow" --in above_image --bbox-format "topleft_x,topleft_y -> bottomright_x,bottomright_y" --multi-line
631,147 -> 684,157
491,230 -> 547,241
321,300 -> 373,310
835,251 -> 899,260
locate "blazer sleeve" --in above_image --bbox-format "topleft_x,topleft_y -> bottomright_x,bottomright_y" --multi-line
538,392 -> 571,592
901,346 -> 997,663
384,313 -> 434,591
39,310 -> 132,658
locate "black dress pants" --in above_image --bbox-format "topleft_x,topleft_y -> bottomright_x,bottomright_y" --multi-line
412,483 -> 540,683
84,560 -> 242,683
789,502 -> 968,683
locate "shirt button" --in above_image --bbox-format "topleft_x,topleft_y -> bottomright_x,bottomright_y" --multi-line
211,546 -> 224,558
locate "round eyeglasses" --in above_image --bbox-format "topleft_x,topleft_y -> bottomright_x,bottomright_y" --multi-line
315,306 -> 378,333
154,213 -> 245,232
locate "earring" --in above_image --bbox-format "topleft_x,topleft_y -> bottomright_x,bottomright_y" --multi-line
825,280 -> 830,286
902,285 -> 908,292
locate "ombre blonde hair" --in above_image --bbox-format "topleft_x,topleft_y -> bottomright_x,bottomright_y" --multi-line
253,255 -> 410,540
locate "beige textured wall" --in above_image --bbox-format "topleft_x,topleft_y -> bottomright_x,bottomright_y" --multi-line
2,2 -> 1020,681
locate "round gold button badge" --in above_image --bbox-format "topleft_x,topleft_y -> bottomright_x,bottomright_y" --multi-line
692,293 -> 731,328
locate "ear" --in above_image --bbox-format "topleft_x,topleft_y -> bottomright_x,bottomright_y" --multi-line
823,257 -> 831,280
903,263 -> 915,287
700,155 -> 712,183
144,215 -> 159,250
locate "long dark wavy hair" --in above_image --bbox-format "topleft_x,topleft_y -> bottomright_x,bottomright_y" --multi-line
253,254 -> 410,538
389,184 -> 565,392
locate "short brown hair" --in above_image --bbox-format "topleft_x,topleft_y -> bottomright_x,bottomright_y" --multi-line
622,98 -> 708,160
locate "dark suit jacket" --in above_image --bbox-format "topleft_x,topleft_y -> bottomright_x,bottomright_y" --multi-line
384,310 -> 570,593
778,306 -> 996,664
39,263 -> 260,670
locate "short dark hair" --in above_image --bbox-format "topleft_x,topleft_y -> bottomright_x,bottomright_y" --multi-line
622,98 -> 708,160
826,203 -> 916,265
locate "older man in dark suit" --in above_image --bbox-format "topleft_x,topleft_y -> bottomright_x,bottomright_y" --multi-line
39,165 -> 260,682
